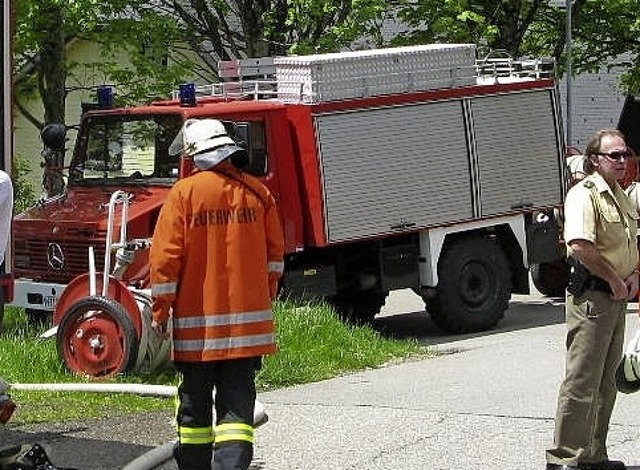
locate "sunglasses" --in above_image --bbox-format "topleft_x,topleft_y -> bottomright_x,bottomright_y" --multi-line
596,150 -> 632,161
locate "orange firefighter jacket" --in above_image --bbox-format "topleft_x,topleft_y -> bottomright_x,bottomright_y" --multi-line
150,164 -> 285,362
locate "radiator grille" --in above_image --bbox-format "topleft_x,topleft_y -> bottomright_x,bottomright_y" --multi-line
14,237 -> 108,284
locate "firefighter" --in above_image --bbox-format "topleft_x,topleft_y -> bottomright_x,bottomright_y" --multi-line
149,118 -> 285,470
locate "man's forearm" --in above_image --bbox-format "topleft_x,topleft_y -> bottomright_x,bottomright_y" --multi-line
570,241 -> 621,285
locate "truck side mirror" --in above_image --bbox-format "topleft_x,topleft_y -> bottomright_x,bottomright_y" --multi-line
41,124 -> 67,151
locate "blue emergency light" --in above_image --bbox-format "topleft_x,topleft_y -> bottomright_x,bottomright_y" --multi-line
97,86 -> 114,109
179,82 -> 197,106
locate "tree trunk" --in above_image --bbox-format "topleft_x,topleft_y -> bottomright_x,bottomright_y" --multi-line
38,3 -> 67,126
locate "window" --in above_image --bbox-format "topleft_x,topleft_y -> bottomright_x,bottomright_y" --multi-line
71,114 -> 183,185
227,120 -> 268,176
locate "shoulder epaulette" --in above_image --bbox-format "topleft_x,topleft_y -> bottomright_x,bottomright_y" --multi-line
583,180 -> 595,189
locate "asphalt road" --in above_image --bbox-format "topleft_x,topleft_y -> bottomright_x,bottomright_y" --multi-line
4,289 -> 640,470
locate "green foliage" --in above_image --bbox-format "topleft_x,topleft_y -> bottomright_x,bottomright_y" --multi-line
392,1 -> 560,59
11,156 -> 38,214
269,0 -> 388,54
14,0 -> 640,119
569,0 -> 640,94
390,0 -> 640,92
0,300 -> 425,425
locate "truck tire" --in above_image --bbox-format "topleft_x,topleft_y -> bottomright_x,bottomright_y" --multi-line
328,292 -> 387,324
531,260 -> 569,298
428,237 -> 511,333
56,296 -> 138,378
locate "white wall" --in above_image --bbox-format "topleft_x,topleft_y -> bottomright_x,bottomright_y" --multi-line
557,56 -> 630,151
14,40 -> 112,192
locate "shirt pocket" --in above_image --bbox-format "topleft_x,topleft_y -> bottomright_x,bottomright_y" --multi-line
601,206 -> 621,223
626,207 -> 640,226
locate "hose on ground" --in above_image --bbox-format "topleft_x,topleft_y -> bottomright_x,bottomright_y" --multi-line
11,383 -> 176,397
121,440 -> 176,470
9,382 -> 268,470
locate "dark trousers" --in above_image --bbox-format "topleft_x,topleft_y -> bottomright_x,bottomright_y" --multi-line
174,358 -> 257,470
546,290 -> 626,466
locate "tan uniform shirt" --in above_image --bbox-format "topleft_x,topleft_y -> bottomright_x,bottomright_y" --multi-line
564,172 -> 639,278
625,181 -> 640,214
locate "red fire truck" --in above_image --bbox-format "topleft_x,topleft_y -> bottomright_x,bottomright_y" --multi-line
8,44 -> 567,374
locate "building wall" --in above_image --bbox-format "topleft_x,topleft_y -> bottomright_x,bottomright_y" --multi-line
557,56 -> 630,151
14,40 -> 122,192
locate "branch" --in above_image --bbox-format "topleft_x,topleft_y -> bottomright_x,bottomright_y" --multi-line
14,96 -> 43,131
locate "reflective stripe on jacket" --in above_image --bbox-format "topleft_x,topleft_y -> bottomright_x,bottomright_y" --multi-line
150,165 -> 285,362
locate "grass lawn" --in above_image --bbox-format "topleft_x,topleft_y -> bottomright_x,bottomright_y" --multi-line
1,299 -> 429,425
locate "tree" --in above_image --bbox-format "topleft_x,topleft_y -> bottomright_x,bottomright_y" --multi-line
390,0 -> 640,94
15,0 -> 389,132
569,0 -> 640,94
154,0 -> 389,76
391,0 -> 555,58
14,0 -> 192,132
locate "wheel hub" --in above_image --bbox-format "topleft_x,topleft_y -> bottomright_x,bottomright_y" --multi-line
460,262 -> 493,307
62,314 -> 129,377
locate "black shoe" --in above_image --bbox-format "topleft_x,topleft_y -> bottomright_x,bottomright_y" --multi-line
547,465 -> 579,470
12,443 -> 78,470
0,444 -> 31,469
578,461 -> 626,470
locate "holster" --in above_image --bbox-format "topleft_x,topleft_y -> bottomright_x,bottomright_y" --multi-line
566,256 -> 612,296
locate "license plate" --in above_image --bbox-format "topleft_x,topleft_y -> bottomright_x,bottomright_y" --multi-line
43,296 -> 58,308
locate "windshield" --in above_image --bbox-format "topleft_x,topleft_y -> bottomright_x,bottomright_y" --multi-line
70,114 -> 183,186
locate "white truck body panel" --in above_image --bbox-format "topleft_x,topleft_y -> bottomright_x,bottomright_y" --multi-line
418,214 -> 527,286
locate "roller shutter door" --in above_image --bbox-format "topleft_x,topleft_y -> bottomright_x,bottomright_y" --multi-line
315,100 -> 472,242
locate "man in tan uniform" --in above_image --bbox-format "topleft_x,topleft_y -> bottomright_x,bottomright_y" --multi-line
546,129 -> 639,470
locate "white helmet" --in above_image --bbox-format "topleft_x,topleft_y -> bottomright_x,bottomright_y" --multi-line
168,118 -> 245,170
616,329 -> 640,394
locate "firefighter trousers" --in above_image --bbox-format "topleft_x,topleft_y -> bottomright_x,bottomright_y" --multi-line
173,358 -> 257,470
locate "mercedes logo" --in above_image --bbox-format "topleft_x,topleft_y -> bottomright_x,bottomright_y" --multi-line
47,242 -> 65,271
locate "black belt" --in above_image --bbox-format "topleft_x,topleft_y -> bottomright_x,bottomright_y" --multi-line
586,276 -> 612,294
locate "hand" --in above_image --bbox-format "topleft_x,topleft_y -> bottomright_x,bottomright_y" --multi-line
625,271 -> 640,302
611,277 -> 629,301
151,320 -> 170,339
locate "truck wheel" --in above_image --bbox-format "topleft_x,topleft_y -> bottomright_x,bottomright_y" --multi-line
428,237 -> 511,333
56,296 -> 138,378
328,292 -> 387,324
531,260 -> 569,298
